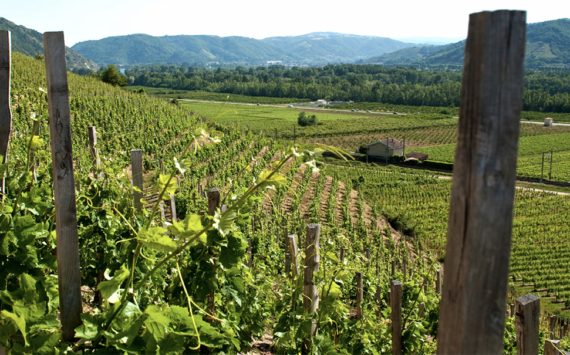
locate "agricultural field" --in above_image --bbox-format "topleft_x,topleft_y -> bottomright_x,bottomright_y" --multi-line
5,50 -> 570,353
319,162 -> 570,318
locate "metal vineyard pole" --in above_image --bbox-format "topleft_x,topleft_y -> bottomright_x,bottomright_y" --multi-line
0,31 -> 11,195
436,10 -> 526,354
44,31 -> 83,341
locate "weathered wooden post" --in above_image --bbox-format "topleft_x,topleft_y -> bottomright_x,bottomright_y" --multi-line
130,149 -> 143,212
419,302 -> 425,318
247,238 -> 253,268
515,294 -> 540,355
544,340 -> 564,355
302,224 -> 320,354
375,285 -> 381,322
87,126 -> 100,170
436,10 -> 527,354
391,279 -> 403,355
43,31 -> 83,341
550,315 -> 558,340
402,257 -> 407,283
339,246 -> 345,263
285,252 -> 290,273
206,188 -> 220,323
356,271 -> 363,320
287,234 -> 299,276
436,269 -> 441,294
169,194 -> 177,223
364,248 -> 370,268
0,31 -> 11,195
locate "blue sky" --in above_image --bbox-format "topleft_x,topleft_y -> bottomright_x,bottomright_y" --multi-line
5,0 -> 568,46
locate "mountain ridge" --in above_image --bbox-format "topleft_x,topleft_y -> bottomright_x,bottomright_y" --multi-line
0,17 -> 99,71
361,18 -> 570,70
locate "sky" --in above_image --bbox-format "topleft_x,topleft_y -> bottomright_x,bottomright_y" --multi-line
4,0 -> 568,46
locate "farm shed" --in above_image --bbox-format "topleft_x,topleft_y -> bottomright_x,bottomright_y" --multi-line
406,152 -> 428,161
545,117 -> 553,126
366,138 -> 405,159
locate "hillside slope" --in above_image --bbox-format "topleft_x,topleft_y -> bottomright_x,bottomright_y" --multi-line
0,17 -> 99,71
261,32 -> 416,63
72,32 -> 416,66
362,18 -> 570,70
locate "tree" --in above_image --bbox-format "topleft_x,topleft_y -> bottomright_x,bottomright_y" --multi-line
298,112 -> 318,126
99,65 -> 128,87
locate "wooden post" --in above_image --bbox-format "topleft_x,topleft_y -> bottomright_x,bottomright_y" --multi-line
302,224 -> 320,354
436,269 -> 442,294
130,149 -> 143,212
43,32 -> 83,341
375,285 -> 381,322
544,340 -> 564,355
0,31 -> 11,195
285,252 -> 290,273
287,234 -> 299,276
550,315 -> 558,340
356,271 -> 363,320
402,257 -> 407,283
207,188 -> 220,216
391,279 -> 403,355
391,260 -> 395,276
419,302 -> 425,318
169,194 -> 177,223
515,294 -> 540,355
247,238 -> 253,268
437,11 -> 527,354
87,126 -> 100,170
365,248 -> 370,268
340,246 -> 345,263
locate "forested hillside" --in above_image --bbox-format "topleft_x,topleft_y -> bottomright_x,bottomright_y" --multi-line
362,18 -> 570,70
71,32 -> 416,67
0,17 -> 99,70
126,64 -> 570,112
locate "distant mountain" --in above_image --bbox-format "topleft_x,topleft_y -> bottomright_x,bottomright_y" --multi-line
394,36 -> 465,45
261,33 -> 416,62
0,17 -> 99,71
72,34 -> 293,67
361,19 -> 570,70
71,32 -> 416,67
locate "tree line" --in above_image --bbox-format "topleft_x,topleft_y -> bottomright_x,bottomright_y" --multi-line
123,64 -> 570,112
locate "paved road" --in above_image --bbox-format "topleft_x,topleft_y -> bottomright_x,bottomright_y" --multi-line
178,99 -> 409,116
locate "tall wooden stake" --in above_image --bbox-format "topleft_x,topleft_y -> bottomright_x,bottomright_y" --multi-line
437,10 -> 527,354
391,279 -> 403,355
287,234 -> 300,276
302,224 -> 320,354
515,294 -> 540,355
0,31 -> 11,195
44,32 -> 82,341
356,271 -> 363,319
130,149 -> 143,212
87,126 -> 100,170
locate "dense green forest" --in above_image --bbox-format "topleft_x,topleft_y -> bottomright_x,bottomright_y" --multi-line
125,64 -> 570,112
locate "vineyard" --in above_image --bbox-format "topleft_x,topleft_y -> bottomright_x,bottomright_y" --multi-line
3,20 -> 570,354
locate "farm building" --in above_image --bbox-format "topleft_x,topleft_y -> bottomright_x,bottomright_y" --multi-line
366,138 -> 405,159
545,117 -> 553,126
316,99 -> 328,105
406,152 -> 428,162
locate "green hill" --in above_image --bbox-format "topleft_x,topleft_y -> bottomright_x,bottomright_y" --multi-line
261,32 -> 416,63
362,18 -> 570,70
0,17 -> 99,71
71,32 -> 416,67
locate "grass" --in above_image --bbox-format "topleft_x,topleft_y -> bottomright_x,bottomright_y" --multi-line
125,86 -> 308,104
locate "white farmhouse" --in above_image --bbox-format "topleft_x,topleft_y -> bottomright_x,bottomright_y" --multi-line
366,138 -> 405,159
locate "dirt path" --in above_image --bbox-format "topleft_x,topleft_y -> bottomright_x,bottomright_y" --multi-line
318,176 -> 333,224
281,164 -> 307,214
335,181 -> 347,224
299,171 -> 320,219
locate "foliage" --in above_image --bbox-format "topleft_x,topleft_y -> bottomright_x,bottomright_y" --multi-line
98,65 -> 128,87
297,111 -> 319,126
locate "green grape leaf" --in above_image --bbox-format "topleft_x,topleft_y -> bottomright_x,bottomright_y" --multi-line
213,209 -> 236,236
19,273 -> 37,304
75,313 -> 105,340
155,174 -> 178,196
167,214 -> 203,240
137,227 -> 177,253
257,170 -> 287,190
219,234 -> 248,269
96,264 -> 130,301
1,310 -> 27,345
26,136 -> 44,150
